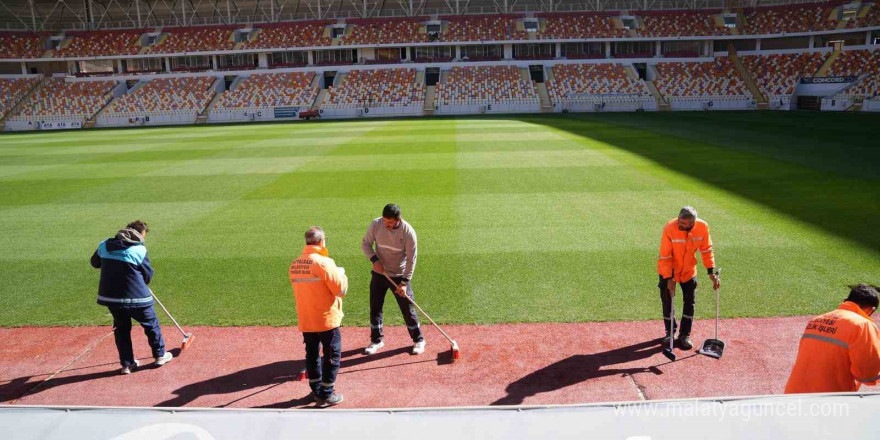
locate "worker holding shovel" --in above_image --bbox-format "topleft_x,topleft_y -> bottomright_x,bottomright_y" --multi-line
657,206 -> 719,351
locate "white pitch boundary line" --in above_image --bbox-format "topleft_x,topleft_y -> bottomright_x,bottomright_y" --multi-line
8,329 -> 114,405
625,373 -> 648,401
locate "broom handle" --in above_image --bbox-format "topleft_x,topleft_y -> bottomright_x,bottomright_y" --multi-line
713,268 -> 721,340
670,293 -> 675,352
714,286 -> 720,340
150,288 -> 188,337
382,273 -> 455,345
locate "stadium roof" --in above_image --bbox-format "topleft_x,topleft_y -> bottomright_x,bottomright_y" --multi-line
0,0 -> 833,32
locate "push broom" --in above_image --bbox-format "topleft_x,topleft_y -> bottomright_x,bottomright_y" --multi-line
150,288 -> 195,351
383,273 -> 461,362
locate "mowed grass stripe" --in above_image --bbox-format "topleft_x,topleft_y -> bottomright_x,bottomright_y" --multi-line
0,189 -> 808,260
245,166 -> 664,200
0,150 -> 621,181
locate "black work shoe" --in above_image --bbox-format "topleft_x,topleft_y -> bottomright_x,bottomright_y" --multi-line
677,335 -> 693,350
662,334 -> 674,346
317,393 -> 344,407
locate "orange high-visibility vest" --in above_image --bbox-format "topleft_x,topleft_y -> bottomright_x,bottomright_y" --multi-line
657,218 -> 715,283
289,245 -> 348,333
785,301 -> 880,394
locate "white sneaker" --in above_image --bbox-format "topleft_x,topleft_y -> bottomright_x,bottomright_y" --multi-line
155,352 -> 173,366
363,341 -> 385,355
120,360 -> 140,375
412,340 -> 426,355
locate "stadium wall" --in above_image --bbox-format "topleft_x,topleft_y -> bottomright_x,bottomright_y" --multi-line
2,393 -> 880,440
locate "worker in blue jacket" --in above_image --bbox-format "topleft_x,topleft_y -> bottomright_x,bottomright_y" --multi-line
91,220 -> 172,374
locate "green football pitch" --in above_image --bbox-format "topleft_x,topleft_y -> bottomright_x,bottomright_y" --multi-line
1,111 -> 878,327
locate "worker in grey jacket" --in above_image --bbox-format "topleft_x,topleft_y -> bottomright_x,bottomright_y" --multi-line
361,203 -> 425,355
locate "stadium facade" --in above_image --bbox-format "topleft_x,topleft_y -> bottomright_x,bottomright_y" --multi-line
0,0 -> 878,130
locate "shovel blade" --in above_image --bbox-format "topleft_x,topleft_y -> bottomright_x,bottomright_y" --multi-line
662,348 -> 677,362
698,338 -> 725,359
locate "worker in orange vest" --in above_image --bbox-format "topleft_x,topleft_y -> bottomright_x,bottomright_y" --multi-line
657,206 -> 719,350
785,284 -> 880,394
289,226 -> 348,407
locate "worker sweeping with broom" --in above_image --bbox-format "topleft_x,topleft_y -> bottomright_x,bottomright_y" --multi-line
361,204 -> 426,356
657,206 -> 719,353
91,220 -> 172,375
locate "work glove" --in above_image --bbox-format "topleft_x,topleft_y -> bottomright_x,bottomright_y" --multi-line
666,278 -> 676,298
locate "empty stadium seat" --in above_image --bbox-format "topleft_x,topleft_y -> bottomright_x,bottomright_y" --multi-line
14,78 -> 116,119
827,49 -> 880,99
654,58 -> 751,98
534,12 -> 626,39
105,76 -> 215,115
243,21 -> 333,49
214,72 -> 319,109
0,77 -> 41,117
0,31 -> 46,58
441,15 -> 514,42
843,4 -> 880,29
55,30 -> 144,57
148,26 -> 236,53
325,68 -> 424,108
742,3 -> 824,34
341,17 -> 428,45
545,64 -> 651,104
435,65 -> 537,105
742,52 -> 826,98
638,11 -> 722,37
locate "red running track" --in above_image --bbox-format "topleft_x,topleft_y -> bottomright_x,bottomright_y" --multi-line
1,317 -> 876,409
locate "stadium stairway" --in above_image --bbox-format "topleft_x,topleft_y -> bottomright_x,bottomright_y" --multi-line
847,96 -> 865,111
857,4 -> 873,21
197,78 -> 223,124
829,7 -> 848,30
645,66 -> 670,111
735,8 -> 747,32
423,85 -> 436,115
815,49 -> 842,76
544,65 -> 555,82
0,77 -> 45,122
333,72 -> 347,88
713,14 -> 738,35
728,45 -> 769,108
311,89 -> 328,111
536,83 -> 553,113
85,89 -> 119,128
306,73 -> 324,111
623,65 -> 639,81
139,30 -> 165,54
646,80 -> 670,111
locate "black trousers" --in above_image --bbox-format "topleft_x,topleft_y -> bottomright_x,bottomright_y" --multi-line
659,276 -> 697,337
303,327 -> 341,399
369,271 -> 424,344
